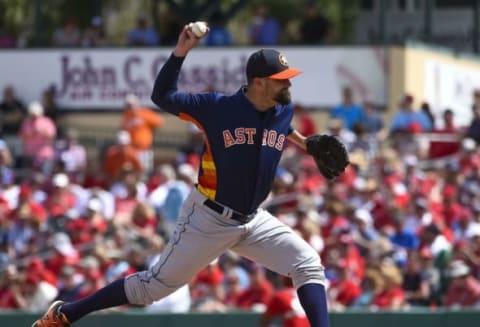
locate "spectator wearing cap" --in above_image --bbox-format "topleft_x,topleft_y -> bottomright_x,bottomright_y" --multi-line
19,101 -> 56,173
11,271 -> 58,312
121,94 -> 164,175
67,197 -> 108,247
44,173 -> 77,220
103,130 -> 143,184
76,255 -> 105,299
444,260 -> 480,307
54,265 -> 83,303
371,263 -> 406,310
328,233 -> 365,282
351,268 -> 385,309
46,232 -> 80,277
190,260 -> 225,310
350,208 -> 379,258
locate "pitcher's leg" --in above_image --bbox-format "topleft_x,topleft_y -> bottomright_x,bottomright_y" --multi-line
232,210 -> 329,327
125,201 -> 244,305
44,199 -> 242,325
233,210 -> 325,287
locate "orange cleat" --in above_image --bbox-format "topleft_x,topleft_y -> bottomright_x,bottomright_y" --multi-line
31,301 -> 71,327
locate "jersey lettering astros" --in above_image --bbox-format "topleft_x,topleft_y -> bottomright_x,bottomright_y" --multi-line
151,54 -> 294,215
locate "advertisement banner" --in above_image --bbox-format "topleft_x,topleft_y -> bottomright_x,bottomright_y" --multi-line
425,59 -> 480,127
0,47 -> 387,109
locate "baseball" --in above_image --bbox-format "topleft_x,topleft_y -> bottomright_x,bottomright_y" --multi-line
189,21 -> 208,38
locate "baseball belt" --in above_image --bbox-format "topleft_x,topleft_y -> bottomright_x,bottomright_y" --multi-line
203,199 -> 256,224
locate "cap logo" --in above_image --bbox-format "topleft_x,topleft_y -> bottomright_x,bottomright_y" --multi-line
278,53 -> 288,67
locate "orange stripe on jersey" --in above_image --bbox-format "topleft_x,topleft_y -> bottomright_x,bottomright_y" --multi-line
178,113 -> 217,199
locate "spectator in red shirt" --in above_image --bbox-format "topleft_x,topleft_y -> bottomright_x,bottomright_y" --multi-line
235,264 -> 274,311
371,264 -> 406,310
44,173 -> 77,218
328,262 -> 362,310
428,109 -> 461,159
46,232 -> 80,277
261,276 -> 309,327
0,264 -> 20,309
129,202 -> 157,239
76,256 -> 105,299
444,260 -> 480,307
190,260 -> 225,311
15,184 -> 47,221
294,104 -> 316,137
26,256 -> 57,287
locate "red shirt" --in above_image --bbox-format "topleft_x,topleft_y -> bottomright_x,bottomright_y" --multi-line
236,279 -> 274,309
46,252 -> 80,277
331,278 -> 362,306
372,287 -> 405,308
0,288 -> 18,309
265,288 -> 309,327
191,265 -> 224,300
44,190 -> 76,217
444,276 -> 480,306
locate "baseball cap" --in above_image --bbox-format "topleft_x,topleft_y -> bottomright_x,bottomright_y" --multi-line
246,49 -> 302,80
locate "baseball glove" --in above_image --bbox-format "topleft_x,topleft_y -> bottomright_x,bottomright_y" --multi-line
305,134 -> 349,180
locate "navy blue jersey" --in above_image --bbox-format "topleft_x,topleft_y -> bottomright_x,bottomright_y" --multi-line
151,54 -> 294,214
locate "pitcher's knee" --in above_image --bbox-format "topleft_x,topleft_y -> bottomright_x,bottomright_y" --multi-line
124,270 -> 179,305
290,250 -> 326,288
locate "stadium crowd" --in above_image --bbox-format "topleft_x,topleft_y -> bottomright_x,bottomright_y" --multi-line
1,85 -> 480,324
0,3 -> 332,48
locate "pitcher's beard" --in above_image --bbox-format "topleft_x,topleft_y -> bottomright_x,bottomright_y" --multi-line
274,89 -> 291,105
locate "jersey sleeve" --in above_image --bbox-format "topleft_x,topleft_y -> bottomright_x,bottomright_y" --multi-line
150,53 -> 217,124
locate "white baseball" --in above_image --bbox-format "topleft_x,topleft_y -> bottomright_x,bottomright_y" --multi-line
189,21 -> 208,38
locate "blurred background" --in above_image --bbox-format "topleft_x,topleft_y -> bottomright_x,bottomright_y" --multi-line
1,0 -> 480,326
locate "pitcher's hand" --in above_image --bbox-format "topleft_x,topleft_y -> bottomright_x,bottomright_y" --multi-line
173,24 -> 209,57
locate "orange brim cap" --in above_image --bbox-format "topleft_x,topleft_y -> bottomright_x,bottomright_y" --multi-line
269,68 -> 303,80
